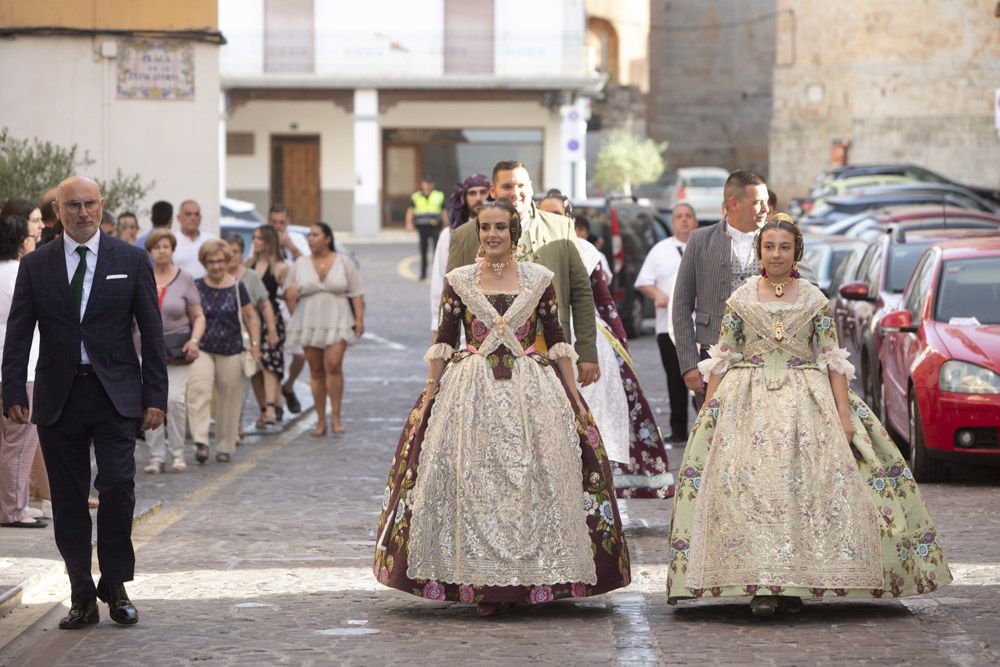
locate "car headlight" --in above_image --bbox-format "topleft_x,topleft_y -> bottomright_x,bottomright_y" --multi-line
939,361 -> 1000,395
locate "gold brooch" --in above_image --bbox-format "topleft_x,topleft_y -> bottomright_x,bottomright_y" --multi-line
772,320 -> 785,341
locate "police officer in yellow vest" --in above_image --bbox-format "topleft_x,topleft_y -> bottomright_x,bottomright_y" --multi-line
405,176 -> 445,280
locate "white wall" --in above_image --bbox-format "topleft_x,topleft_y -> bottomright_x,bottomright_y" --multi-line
225,100 -> 354,191
0,36 -> 220,232
495,0 -> 586,78
219,0 -> 589,81
218,0 -> 265,76
226,97 -> 564,217
314,1 -> 445,78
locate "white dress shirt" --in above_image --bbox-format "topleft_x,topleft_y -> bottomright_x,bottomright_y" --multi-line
726,223 -> 757,271
173,230 -> 217,279
64,232 -> 102,363
635,237 -> 686,336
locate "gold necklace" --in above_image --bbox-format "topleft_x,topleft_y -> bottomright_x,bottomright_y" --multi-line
484,257 -> 510,278
767,276 -> 792,297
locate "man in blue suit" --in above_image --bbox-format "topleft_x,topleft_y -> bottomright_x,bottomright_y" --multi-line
2,176 -> 167,629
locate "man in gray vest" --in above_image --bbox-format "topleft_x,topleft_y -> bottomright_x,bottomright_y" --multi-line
671,169 -> 770,404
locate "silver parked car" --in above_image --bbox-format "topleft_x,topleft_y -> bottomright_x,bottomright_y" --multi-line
666,167 -> 728,223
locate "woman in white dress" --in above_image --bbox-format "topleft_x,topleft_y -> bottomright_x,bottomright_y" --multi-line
285,222 -> 365,438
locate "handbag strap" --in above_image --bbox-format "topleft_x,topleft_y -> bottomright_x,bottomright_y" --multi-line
234,282 -> 249,343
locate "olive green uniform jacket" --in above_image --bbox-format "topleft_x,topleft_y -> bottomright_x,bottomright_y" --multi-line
446,205 -> 598,364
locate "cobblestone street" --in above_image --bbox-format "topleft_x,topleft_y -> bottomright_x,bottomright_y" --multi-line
1,242 -> 999,666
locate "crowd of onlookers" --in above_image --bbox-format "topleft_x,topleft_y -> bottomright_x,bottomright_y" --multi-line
0,192 -> 364,529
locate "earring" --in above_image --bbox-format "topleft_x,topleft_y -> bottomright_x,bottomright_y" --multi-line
477,242 -> 485,258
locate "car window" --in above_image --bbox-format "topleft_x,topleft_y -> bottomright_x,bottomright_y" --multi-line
652,215 -> 671,241
803,245 -> 828,275
944,193 -> 989,212
887,243 -> 932,292
686,176 -> 726,188
934,257 -> 1000,324
829,247 -> 857,279
856,244 -> 880,290
903,252 -> 934,317
906,168 -> 948,184
831,246 -> 865,295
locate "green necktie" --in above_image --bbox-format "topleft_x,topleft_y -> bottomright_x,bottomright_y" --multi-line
70,245 -> 88,317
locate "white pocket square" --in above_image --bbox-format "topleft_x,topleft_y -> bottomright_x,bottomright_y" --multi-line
106,274 -> 128,280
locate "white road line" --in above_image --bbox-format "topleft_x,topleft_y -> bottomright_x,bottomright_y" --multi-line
360,332 -> 409,351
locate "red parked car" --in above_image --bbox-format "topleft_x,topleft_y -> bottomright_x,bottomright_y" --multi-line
835,222 -> 1000,408
879,237 -> 1000,481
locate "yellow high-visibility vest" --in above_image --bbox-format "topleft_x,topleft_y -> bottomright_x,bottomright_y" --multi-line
411,190 -> 445,214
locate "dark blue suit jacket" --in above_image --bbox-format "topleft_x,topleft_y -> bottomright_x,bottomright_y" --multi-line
1,234 -> 168,426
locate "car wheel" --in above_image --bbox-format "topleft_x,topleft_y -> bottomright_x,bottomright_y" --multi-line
908,392 -> 948,483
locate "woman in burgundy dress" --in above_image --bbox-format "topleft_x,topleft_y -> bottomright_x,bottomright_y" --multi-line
373,199 -> 630,615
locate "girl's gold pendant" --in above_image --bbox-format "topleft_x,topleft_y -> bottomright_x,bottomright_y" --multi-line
772,320 -> 785,341
774,283 -> 784,297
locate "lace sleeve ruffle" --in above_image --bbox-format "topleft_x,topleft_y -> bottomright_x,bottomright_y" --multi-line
696,343 -> 743,383
423,343 -> 456,363
817,346 -> 856,381
547,342 -> 579,363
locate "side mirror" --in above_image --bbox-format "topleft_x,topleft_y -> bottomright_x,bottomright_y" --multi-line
881,309 -> 917,334
839,281 -> 872,301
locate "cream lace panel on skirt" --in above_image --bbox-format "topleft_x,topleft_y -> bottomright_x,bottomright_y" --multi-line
685,367 -> 884,590
406,355 -> 597,586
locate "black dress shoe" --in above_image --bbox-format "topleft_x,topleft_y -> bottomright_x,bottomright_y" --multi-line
667,432 -> 689,443
59,599 -> 99,629
96,581 -> 138,625
1,519 -> 48,528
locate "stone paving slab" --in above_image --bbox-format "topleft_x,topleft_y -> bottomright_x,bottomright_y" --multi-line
0,378 -> 313,624
2,242 -> 999,666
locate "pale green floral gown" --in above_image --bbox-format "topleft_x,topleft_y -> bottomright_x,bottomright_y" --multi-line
667,277 -> 951,602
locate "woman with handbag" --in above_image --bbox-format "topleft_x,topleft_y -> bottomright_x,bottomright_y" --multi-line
285,222 -> 364,438
224,233 -> 280,431
188,240 -> 261,463
143,230 -> 205,473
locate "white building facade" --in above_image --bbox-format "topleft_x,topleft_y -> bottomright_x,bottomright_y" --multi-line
220,0 -> 601,233
0,1 -> 222,231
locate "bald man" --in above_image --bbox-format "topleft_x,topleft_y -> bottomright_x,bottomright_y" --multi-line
2,176 -> 167,629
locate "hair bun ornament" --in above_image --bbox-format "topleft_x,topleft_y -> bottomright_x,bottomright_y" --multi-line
771,212 -> 796,225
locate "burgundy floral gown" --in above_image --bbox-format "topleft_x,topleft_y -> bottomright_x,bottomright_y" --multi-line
373,262 -> 630,605
575,240 -> 674,499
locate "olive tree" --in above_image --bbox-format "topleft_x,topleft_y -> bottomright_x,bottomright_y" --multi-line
593,123 -> 667,197
0,127 -> 154,214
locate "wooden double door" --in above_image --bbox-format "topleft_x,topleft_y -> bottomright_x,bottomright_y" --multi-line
271,135 -> 320,225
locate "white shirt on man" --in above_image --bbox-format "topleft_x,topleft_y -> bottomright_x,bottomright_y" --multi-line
173,230 -> 217,279
285,230 -> 311,261
64,231 -> 102,363
726,222 -> 757,271
635,236 -> 686,336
